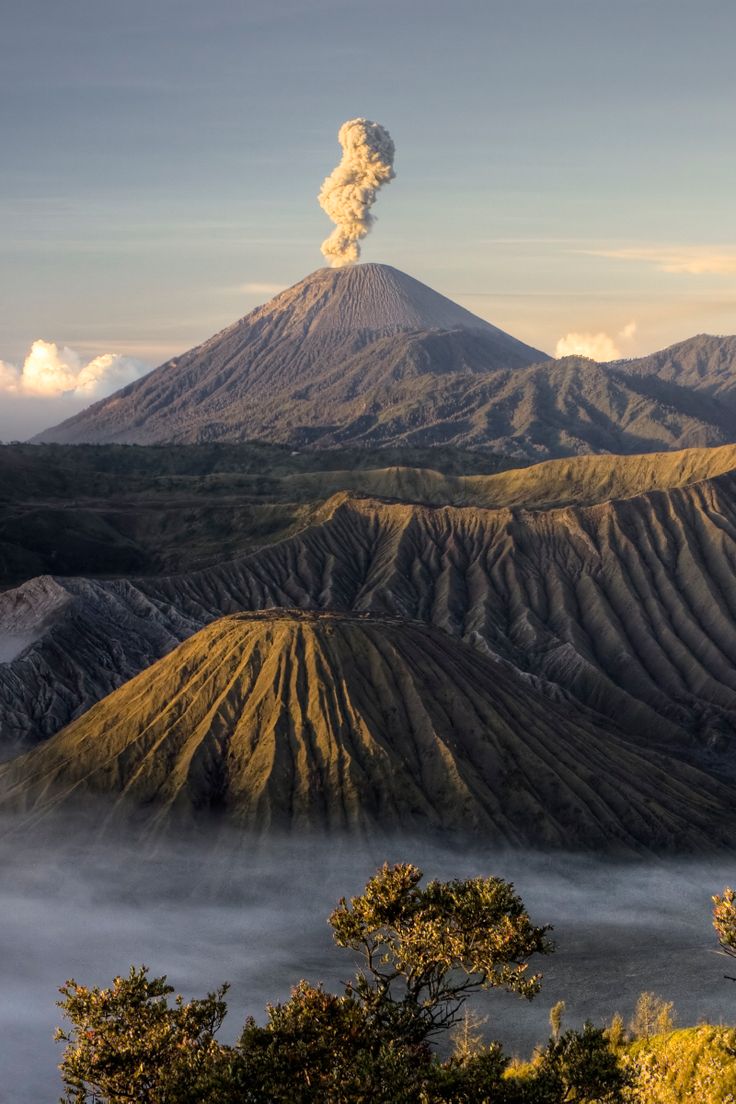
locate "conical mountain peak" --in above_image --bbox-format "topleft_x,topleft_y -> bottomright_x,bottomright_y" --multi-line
1,609 -> 732,850
258,263 -> 506,336
34,264 -> 546,447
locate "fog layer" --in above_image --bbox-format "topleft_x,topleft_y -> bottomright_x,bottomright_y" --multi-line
1,830 -> 733,1103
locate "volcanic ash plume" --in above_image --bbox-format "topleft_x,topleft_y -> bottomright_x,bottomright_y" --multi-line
318,118 -> 395,267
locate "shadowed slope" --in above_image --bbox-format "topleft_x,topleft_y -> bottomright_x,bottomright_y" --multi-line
5,457 -> 736,759
4,441 -> 736,587
0,610 -> 732,852
620,334 -> 736,401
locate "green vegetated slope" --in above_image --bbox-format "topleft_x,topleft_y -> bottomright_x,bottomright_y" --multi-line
0,442 -> 515,585
284,442 -> 736,510
1,609 -> 733,850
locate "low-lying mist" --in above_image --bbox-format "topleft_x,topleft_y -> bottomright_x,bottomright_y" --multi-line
1,824 -> 733,1103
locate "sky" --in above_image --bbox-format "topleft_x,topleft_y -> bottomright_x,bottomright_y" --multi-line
1,0 -> 736,438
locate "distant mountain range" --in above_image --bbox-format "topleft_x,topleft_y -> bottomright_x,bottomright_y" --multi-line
34,264 -> 736,457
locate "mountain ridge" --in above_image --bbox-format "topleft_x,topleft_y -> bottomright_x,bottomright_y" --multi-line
33,264 -> 736,456
34,264 -> 545,447
5,454 -> 736,762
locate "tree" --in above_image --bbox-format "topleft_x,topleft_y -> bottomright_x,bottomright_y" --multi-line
56,965 -> 232,1103
549,1001 -> 566,1042
55,864 -> 557,1103
712,886 -> 736,980
535,1023 -> 630,1103
451,1007 -> 489,1061
236,980 -> 430,1103
604,1012 -> 626,1050
329,862 -> 553,1043
629,991 -> 675,1039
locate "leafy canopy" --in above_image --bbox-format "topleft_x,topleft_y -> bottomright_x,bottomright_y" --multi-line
713,886 -> 736,974
329,861 -> 553,1040
55,965 -> 230,1104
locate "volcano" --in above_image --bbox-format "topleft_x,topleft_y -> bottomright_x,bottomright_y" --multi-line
34,264 -> 736,455
34,264 -> 546,447
1,609 -> 732,850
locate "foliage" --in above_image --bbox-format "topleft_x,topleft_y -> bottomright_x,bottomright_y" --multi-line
54,865 -> 636,1104
535,1022 -> 631,1103
606,1013 -> 626,1050
713,886 -> 736,973
329,862 -> 553,1042
236,980 -> 429,1102
628,993 -> 675,1040
450,1007 -> 490,1061
549,1001 -> 566,1042
623,1025 -> 736,1103
55,965 -> 231,1103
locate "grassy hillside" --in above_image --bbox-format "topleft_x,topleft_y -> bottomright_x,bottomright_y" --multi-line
625,1025 -> 736,1102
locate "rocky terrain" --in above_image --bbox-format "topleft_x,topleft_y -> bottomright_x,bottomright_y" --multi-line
34,265 -> 544,449
4,445 -> 736,790
34,264 -> 736,457
4,440 -> 736,587
2,609 -> 732,851
6,264 -> 736,849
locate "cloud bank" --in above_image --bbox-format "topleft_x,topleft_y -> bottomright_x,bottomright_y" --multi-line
0,341 -> 150,441
555,321 -> 637,362
318,118 -> 395,268
0,341 -> 149,399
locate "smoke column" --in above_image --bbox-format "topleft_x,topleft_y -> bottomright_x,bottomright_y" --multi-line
318,118 -> 395,267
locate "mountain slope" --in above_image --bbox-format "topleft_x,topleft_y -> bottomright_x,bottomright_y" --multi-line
33,267 -> 736,456
1,610 -> 731,851
7,441 -> 736,587
5,451 -> 736,760
34,264 -> 545,448
619,334 -> 736,402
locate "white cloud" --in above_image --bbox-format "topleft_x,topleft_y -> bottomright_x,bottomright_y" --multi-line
555,320 -> 638,363
578,247 -> 736,276
0,340 -> 149,399
0,360 -> 20,393
555,331 -> 621,361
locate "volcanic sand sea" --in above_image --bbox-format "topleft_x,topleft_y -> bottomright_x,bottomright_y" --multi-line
1,831 -> 733,1103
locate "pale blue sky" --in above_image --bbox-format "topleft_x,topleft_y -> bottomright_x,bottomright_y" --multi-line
2,0 -> 736,436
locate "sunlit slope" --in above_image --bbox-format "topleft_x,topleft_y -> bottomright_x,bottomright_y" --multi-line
283,443 -> 736,510
4,441 -> 736,588
5,457 -> 736,756
0,610 -> 732,851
